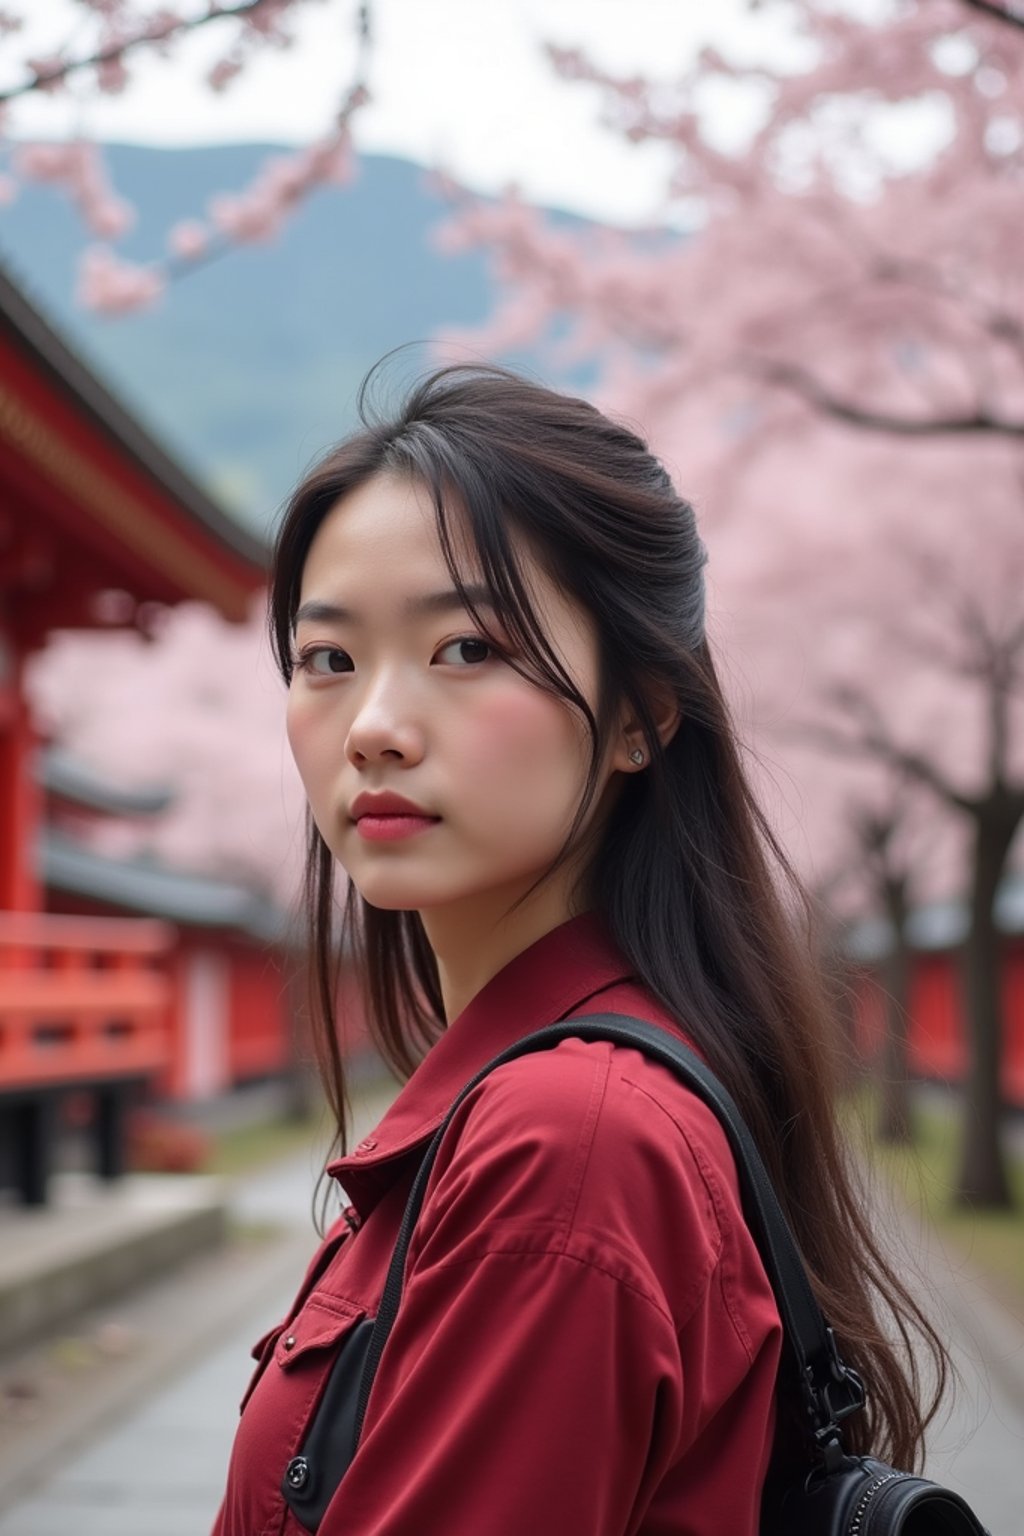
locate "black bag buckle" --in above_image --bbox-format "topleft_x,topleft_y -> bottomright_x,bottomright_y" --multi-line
802,1327 -> 866,1471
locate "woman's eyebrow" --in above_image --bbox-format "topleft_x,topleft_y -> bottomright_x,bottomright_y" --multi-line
293,586 -> 495,629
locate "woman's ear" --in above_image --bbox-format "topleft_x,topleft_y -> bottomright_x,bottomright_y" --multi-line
612,685 -> 681,773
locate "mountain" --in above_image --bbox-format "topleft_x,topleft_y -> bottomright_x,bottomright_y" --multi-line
0,144 -> 584,535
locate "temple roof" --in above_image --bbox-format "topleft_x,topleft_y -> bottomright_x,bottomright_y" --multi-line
845,872 -> 1024,962
38,745 -> 173,817
0,259 -> 268,624
0,262 -> 266,568
38,828 -> 289,944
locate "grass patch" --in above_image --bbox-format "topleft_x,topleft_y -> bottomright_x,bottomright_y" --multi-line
204,1112 -> 331,1178
224,1215 -> 286,1244
200,1071 -> 399,1180
852,1088 -> 1024,1313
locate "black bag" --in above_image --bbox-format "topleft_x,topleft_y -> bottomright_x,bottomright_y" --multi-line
282,1012 -> 992,1535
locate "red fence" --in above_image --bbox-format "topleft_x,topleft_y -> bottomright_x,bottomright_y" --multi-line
0,911 -> 173,1094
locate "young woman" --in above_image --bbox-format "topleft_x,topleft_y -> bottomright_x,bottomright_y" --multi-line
212,364 -> 945,1536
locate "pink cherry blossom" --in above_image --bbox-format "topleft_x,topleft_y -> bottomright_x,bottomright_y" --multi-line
143,9 -> 181,45
95,50 -> 130,94
15,140 -> 135,239
208,188 -> 283,243
206,125 -> 356,244
168,219 -> 211,261
76,245 -> 165,314
26,54 -> 68,93
25,598 -> 305,904
0,0 -> 371,308
208,55 -> 245,93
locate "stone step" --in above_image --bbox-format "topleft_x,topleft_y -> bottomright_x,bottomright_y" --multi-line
0,1172 -> 228,1357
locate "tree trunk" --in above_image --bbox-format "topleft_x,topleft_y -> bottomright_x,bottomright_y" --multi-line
281,950 -> 318,1123
877,878 -> 913,1144
955,805 -> 1016,1208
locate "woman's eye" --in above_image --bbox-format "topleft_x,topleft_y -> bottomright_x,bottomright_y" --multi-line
296,646 -> 353,676
435,636 -> 493,666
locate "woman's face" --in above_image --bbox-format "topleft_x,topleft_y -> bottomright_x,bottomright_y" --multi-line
285,471 -> 629,923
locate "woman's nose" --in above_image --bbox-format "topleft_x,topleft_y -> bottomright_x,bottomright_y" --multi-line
344,674 -> 426,767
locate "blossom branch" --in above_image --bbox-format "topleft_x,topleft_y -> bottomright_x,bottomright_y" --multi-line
749,360 -> 1024,440
75,72 -> 368,313
5,1 -> 375,313
0,1 -> 290,103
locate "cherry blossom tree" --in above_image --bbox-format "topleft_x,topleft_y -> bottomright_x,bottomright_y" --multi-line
437,0 -> 1023,442
796,537 -> 1024,1203
25,597 -> 306,903
730,418 -> 1023,1203
794,770 -> 933,1148
0,1 -> 371,312
2,0 -> 1020,325
844,795 -> 918,1146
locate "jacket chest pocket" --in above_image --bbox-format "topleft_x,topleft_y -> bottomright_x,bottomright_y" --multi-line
238,1218 -> 360,1419
239,1319 -> 287,1415
240,1293 -> 370,1535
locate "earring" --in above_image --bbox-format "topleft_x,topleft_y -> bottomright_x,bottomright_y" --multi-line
629,747 -> 645,766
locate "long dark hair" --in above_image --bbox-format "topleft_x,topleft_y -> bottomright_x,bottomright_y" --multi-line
269,361 -> 947,1468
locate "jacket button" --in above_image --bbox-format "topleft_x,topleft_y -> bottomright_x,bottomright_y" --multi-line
285,1456 -> 310,1491
283,1334 -> 296,1351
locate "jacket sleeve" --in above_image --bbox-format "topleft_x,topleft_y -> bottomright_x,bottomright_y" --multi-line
318,1044 -> 774,1536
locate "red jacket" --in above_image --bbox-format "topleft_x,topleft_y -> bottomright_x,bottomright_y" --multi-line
212,913 -> 782,1536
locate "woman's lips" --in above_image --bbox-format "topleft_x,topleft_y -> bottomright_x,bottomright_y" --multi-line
355,814 -> 441,842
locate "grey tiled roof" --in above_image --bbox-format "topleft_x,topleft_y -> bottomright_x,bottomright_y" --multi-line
0,259 -> 267,571
844,872 -> 1024,963
37,746 -> 173,817
37,828 -> 292,945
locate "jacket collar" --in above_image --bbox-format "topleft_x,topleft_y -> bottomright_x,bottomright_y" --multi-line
328,911 -> 635,1215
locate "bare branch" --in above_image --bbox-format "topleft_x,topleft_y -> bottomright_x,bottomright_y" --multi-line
751,359 -> 1024,439
961,0 -> 1024,33
1006,614 -> 1024,665
790,685 -> 976,815
886,539 -> 1011,680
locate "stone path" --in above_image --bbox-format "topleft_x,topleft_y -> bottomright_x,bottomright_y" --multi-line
889,1195 -> 1024,1533
0,1093 -> 379,1536
0,1329 -> 269,1536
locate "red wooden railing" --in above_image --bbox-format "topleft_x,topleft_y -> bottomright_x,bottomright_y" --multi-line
0,911 -> 174,1092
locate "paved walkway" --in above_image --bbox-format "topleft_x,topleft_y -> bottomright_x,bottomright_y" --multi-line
884,1188 -> 1024,1533
1,1104 -> 1022,1534
0,1088 -> 388,1536
0,1329 -> 274,1536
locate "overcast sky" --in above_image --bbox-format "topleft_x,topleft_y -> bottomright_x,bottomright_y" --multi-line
6,1 -> 811,224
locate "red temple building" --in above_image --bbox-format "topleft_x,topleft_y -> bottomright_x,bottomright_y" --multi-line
0,261 -> 289,1203
36,743 -> 294,1102
848,884 -> 1024,1111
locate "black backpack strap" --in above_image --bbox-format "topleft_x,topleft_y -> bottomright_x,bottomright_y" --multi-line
353,1012 -> 864,1461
